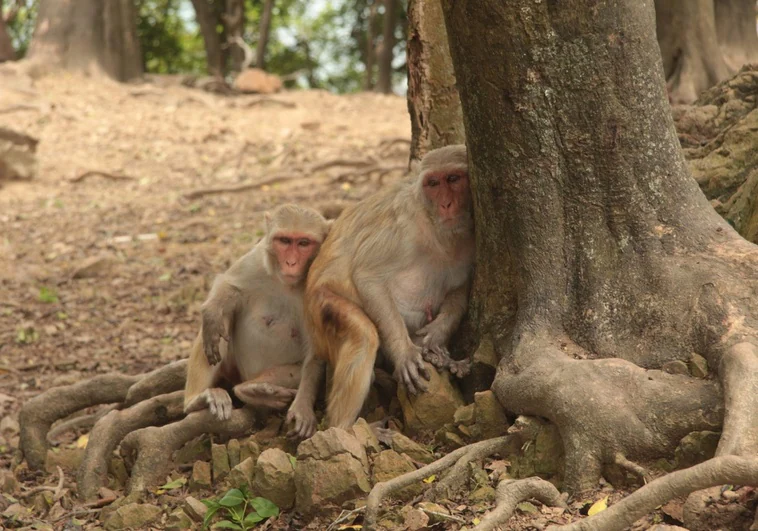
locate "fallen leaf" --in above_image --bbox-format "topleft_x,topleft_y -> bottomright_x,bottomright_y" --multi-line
587,495 -> 609,516
472,517 -> 481,525
423,475 -> 436,484
76,434 -> 89,448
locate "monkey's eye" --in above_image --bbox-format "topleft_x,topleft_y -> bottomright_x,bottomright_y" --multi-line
426,178 -> 440,187
279,237 -> 292,245
447,174 -> 460,183
297,239 -> 311,247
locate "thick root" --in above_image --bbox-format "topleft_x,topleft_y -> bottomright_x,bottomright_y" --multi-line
123,360 -> 187,406
47,406 -> 117,444
715,342 -> 758,457
120,408 -> 257,494
19,374 -> 140,470
474,477 -> 567,531
77,391 -> 185,501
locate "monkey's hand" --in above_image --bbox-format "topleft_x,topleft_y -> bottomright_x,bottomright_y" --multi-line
286,401 -> 318,439
201,308 -> 230,366
416,321 -> 471,378
204,388 -> 234,421
394,344 -> 431,395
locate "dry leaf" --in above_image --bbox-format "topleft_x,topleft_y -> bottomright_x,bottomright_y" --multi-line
587,495 -> 609,516
75,434 -> 89,448
423,475 -> 437,483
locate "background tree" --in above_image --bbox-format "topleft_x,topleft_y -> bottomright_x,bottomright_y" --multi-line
714,0 -> 758,72
23,0 -> 142,80
375,0 -> 397,93
189,0 -> 224,75
442,0 -> 758,516
224,0 -> 245,72
254,0 -> 274,69
0,9 -> 14,61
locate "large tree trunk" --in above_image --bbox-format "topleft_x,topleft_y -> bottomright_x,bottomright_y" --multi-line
655,0 -> 731,103
364,1 -> 377,91
406,0 -> 464,162
224,0 -> 245,73
714,0 -> 758,72
255,0 -> 274,70
443,0 -> 758,496
0,14 -> 15,62
24,0 -> 142,81
375,0 -> 397,94
190,0 -> 224,76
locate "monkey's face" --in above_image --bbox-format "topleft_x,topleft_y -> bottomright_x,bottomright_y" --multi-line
421,170 -> 471,228
272,232 -> 321,285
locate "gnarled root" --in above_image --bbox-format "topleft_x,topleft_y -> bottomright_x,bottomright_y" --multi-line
120,408 -> 257,494
47,405 -> 118,444
19,374 -> 140,470
123,360 -> 187,406
474,477 -> 567,531
77,391 -> 185,501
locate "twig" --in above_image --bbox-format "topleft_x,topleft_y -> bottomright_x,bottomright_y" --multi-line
53,507 -> 102,523
69,171 -> 135,183
237,97 -> 296,109
311,158 -> 377,173
19,465 -> 65,500
0,104 -> 41,114
327,506 -> 366,531
421,509 -> 466,523
184,172 -> 302,199
332,164 -> 408,185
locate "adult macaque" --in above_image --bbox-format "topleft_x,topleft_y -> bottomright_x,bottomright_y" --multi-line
287,145 -> 474,437
184,204 -> 330,420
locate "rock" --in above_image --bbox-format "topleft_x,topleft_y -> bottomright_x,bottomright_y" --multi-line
675,431 -> 720,469
517,501 -> 539,514
32,491 -> 54,513
233,68 -> 283,94
440,431 -> 466,448
349,418 -> 381,454
398,362 -> 465,433
0,415 -> 19,435
474,390 -> 509,439
240,438 -> 261,464
689,353 -> 709,378
104,503 -> 161,530
1,469 -> 19,494
371,450 -> 422,498
454,403 -> 475,425
212,443 -> 230,481
417,501 -> 450,524
45,447 -> 84,474
297,427 -> 368,468
390,432 -> 435,464
461,337 -> 499,401
401,507 -> 429,531
108,457 -> 129,489
72,255 -> 115,279
662,360 -> 689,375
174,436 -> 210,464
3,503 -> 29,519
227,439 -> 241,468
165,508 -> 193,530
295,453 -> 371,515
648,526 -> 689,531
510,418 -> 564,479
470,485 -> 496,503
0,126 -> 38,183
183,496 -> 208,522
229,456 -> 256,489
189,461 -> 211,491
253,448 -> 296,509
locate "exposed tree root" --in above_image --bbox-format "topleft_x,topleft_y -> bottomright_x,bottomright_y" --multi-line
77,391 -> 185,501
19,374 -> 140,470
613,453 -> 651,484
46,406 -> 117,444
120,408 -> 257,494
474,477 -> 567,531
69,170 -> 136,183
123,360 -> 187,406
715,342 -> 758,457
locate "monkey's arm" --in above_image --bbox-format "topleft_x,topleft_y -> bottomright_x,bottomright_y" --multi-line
200,277 -> 241,365
287,343 -> 325,438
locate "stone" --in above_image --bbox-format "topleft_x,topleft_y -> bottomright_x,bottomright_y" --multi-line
662,360 -> 689,375
0,127 -> 38,183
517,501 -> 539,514
398,362 -> 465,433
470,485 -> 496,503
212,443 -> 230,481
454,403 -> 475,425
189,461 -> 211,491
174,436 -> 210,464
510,418 -> 564,479
417,501 -> 450,524
1,469 -> 19,494
440,431 -> 466,448
104,503 -> 161,530
295,453 -> 371,514
474,390 -> 509,439
689,353 -> 709,378
3,503 -> 29,519
349,418 -> 381,454
401,507 -> 429,531
253,448 -> 296,509
108,457 -> 129,489
0,415 -> 19,435
390,432 -> 435,464
227,439 -> 241,468
183,496 -> 208,522
371,450 -> 422,498
45,447 -> 84,474
233,68 -> 283,94
297,427 -> 368,468
32,491 -> 54,513
72,255 -> 116,279
229,456 -> 256,489
165,508 -> 193,530
240,438 -> 261,464
674,431 -> 720,469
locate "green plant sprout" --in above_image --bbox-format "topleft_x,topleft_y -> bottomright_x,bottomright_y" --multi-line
202,486 -> 279,530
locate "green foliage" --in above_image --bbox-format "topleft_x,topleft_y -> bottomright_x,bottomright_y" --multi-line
5,0 -> 38,58
136,0 -> 206,74
202,486 -> 279,530
38,286 -> 59,303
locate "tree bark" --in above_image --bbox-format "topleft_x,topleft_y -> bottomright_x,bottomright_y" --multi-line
0,13 -> 15,62
655,0 -> 731,103
364,2 -> 377,91
714,0 -> 758,72
190,0 -> 224,76
24,0 -> 142,81
443,0 -> 758,494
376,0 -> 397,94
255,0 -> 275,70
224,0 -> 245,73
406,0 -> 464,162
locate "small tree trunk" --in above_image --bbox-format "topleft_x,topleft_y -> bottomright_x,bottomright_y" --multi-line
406,0 -> 464,162
364,2 -> 377,91
256,0 -> 275,70
655,0 -> 731,103
0,14 -> 15,62
224,0 -> 245,73
190,0 -> 224,76
376,0 -> 397,94
24,0 -> 142,80
714,0 -> 758,71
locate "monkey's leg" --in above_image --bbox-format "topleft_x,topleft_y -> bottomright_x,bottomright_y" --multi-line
325,303 -> 380,430
233,364 -> 300,410
184,339 -> 233,420
287,356 -> 326,438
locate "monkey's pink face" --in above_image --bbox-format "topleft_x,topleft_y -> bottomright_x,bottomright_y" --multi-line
273,232 -> 320,284
422,171 -> 471,226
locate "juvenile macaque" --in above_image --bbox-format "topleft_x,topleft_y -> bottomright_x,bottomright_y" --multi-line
287,145 -> 474,437
184,204 -> 330,420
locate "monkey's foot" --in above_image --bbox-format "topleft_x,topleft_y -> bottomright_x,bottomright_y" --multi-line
185,388 -> 233,421
394,346 -> 431,395
234,382 -> 296,410
286,399 -> 318,439
422,346 -> 471,378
